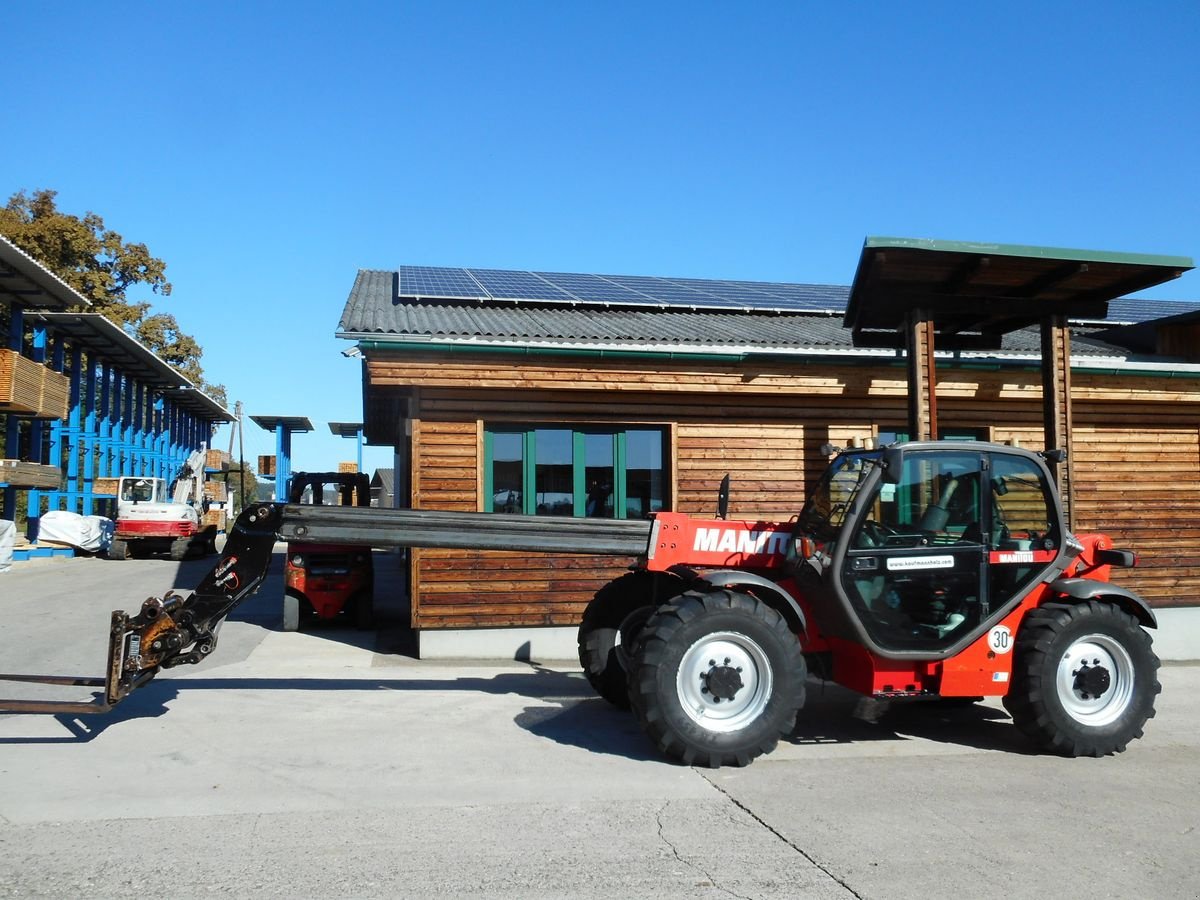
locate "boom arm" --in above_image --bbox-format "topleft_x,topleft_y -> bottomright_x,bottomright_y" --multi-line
0,502 -> 651,714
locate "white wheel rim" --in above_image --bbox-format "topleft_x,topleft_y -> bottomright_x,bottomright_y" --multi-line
676,631 -> 772,733
1056,632 -> 1135,727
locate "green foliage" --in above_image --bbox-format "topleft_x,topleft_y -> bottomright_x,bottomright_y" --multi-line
0,188 -> 226,406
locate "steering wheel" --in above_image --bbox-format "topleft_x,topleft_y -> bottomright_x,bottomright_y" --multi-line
858,520 -> 897,548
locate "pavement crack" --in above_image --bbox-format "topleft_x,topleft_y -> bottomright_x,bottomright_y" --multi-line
700,774 -> 865,900
655,801 -> 752,900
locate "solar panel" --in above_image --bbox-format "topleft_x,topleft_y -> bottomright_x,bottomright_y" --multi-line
534,272 -> 656,305
603,275 -> 727,307
398,266 -> 486,300
470,269 -> 575,302
393,265 -> 1183,322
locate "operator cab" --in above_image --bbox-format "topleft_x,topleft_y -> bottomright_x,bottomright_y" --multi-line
794,442 -> 1067,657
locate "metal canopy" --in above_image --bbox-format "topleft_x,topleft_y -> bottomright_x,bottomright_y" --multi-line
250,415 -> 313,433
0,236 -> 92,310
845,237 -> 1194,349
328,421 -> 363,438
32,312 -> 231,421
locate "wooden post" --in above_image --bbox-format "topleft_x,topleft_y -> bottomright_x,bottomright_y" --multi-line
905,309 -> 938,441
1041,315 -> 1074,529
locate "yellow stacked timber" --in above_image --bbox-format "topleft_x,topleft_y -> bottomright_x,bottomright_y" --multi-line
337,461 -> 358,473
258,455 -> 276,476
203,481 -> 228,501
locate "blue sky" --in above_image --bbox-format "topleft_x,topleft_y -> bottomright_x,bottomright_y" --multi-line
5,1 -> 1198,472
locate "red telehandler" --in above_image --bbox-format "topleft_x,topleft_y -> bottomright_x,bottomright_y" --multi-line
0,440 -> 1159,768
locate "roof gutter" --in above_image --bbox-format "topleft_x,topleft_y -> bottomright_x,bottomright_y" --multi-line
343,335 -> 1200,380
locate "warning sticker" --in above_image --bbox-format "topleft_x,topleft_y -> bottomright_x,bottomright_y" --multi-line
988,625 -> 1013,654
886,555 -> 955,572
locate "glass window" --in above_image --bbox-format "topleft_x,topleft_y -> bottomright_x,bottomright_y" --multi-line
491,432 -> 524,513
625,429 -> 664,519
841,450 -> 987,652
535,429 -> 574,516
485,425 -> 667,519
583,433 -> 615,518
877,428 -> 987,445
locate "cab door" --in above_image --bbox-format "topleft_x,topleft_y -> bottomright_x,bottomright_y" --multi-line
839,449 -> 989,653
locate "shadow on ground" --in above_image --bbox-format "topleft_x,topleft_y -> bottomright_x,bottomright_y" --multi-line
2,667 -> 1030,761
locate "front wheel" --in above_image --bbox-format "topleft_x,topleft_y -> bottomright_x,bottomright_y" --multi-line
628,589 -> 806,767
1003,600 -> 1160,757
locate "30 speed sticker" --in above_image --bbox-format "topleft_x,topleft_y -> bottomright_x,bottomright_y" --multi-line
988,625 -> 1013,654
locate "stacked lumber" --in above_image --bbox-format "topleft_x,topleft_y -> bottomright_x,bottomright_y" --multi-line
337,461 -> 359,473
0,460 -> 62,489
258,455 -> 276,476
206,449 -> 230,470
0,350 -> 70,419
93,477 -> 120,496
202,509 -> 227,530
38,369 -> 70,420
203,481 -> 228,501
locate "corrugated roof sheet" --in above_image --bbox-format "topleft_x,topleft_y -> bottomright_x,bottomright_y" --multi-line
339,267 -> 1197,360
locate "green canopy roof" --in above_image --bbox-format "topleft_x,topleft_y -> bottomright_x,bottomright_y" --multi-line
846,236 -> 1194,349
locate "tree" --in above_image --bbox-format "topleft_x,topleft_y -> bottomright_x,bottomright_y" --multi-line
0,189 -> 227,405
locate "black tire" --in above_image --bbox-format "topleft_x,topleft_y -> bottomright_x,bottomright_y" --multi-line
168,537 -> 190,561
628,589 -> 806,768
1003,600 -> 1160,757
107,538 -> 129,560
577,572 -> 668,709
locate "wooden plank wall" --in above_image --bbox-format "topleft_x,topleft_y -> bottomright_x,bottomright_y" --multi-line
1071,407 -> 1200,610
373,353 -> 1200,628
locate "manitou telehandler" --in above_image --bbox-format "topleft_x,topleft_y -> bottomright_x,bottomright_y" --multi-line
0,439 -> 1160,768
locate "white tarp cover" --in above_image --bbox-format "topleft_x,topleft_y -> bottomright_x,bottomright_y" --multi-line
0,520 -> 14,572
37,510 -> 114,552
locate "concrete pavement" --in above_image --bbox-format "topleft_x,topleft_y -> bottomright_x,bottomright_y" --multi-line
0,551 -> 1197,898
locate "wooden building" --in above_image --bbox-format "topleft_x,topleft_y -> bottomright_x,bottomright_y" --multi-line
337,246 -> 1200,659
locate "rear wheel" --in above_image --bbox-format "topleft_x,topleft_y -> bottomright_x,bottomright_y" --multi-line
577,572 -> 668,709
1004,601 -> 1160,757
628,589 -> 806,767
282,592 -> 305,632
107,538 -> 129,560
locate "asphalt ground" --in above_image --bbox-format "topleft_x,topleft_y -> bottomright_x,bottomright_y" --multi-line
0,549 -> 1197,899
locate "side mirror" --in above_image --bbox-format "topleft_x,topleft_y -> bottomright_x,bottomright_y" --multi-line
1041,448 -> 1068,464
881,447 -> 904,483
717,474 -> 730,520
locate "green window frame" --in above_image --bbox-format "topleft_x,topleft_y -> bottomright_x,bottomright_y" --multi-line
483,425 -> 667,519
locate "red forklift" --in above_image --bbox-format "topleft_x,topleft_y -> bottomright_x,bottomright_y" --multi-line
282,472 -> 374,630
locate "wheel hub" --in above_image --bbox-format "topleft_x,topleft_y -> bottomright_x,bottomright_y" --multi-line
1072,661 -> 1112,700
702,661 -> 744,702
676,632 -> 773,733
1056,633 -> 1135,727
